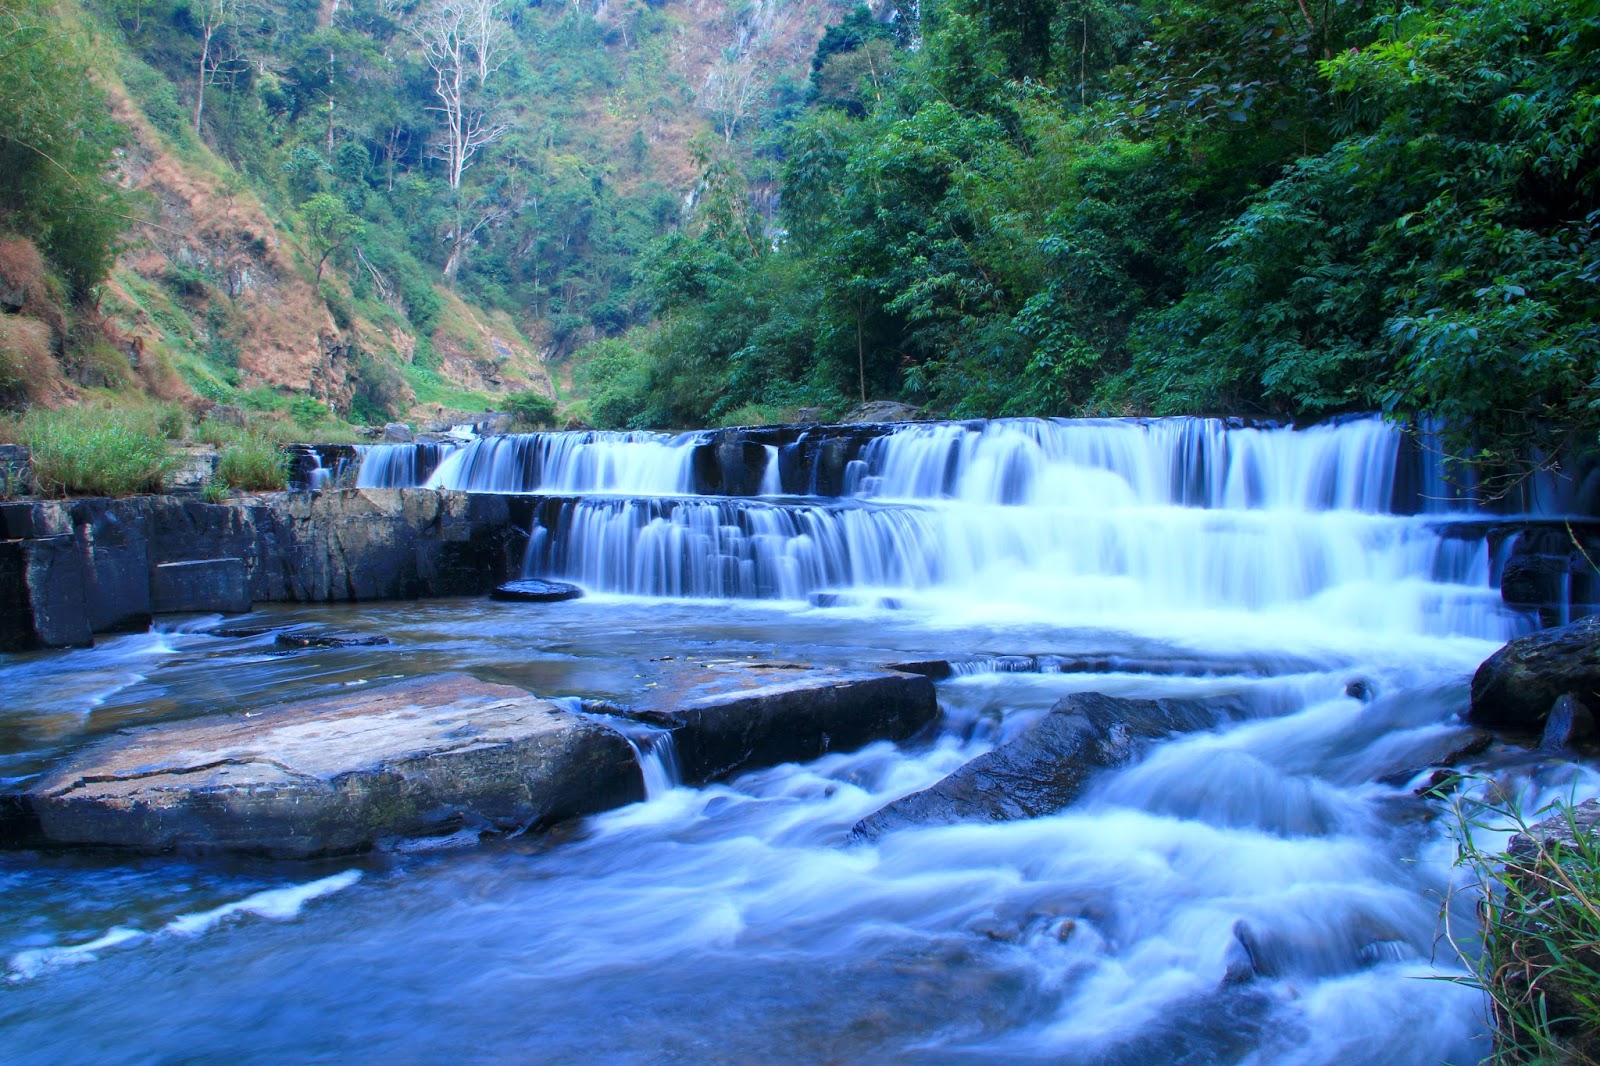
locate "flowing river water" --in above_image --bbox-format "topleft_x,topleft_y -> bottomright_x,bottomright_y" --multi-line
3,416 -> 1597,1063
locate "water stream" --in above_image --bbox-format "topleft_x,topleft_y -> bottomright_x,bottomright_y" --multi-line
2,416 -> 1596,1063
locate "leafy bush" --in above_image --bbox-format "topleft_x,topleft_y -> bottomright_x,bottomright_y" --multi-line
504,390 -> 557,430
215,434 -> 288,491
22,406 -> 177,497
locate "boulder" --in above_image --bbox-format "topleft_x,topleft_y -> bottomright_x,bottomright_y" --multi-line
1470,615 -> 1600,731
0,673 -> 644,857
840,401 -> 928,424
381,422 -> 415,443
1539,693 -> 1598,751
625,661 -> 939,786
852,691 -> 1226,840
490,579 -> 584,603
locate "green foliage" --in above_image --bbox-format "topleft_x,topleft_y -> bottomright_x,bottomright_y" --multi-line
504,390 -> 557,431
21,405 -> 178,496
0,0 -> 130,297
215,433 -> 288,490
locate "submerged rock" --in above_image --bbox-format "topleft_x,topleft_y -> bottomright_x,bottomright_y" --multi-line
274,629 -> 391,649
0,673 -> 643,857
851,691 -> 1225,840
490,579 -> 584,603
625,660 -> 939,786
1470,615 -> 1600,731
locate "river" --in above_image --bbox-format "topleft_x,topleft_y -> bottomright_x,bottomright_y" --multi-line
2,416 -> 1595,1063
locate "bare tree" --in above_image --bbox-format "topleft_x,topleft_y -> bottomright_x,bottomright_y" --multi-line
700,52 -> 765,145
401,0 -> 510,193
193,0 -> 237,134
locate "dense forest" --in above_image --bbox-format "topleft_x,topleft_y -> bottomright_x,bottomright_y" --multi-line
1,0 -> 1597,465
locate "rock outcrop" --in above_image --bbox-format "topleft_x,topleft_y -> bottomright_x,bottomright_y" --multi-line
621,660 -> 939,786
0,489 -> 526,651
1470,615 -> 1600,732
852,691 -> 1228,840
0,674 -> 643,857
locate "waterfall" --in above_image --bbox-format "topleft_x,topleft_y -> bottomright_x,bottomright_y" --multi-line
482,417 -> 1533,643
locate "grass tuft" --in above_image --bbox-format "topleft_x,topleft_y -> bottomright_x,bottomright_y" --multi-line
21,405 -> 177,497
1443,786 -> 1600,1064
215,434 -> 288,491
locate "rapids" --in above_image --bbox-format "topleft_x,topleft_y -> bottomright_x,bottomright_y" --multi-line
3,415 -> 1596,1064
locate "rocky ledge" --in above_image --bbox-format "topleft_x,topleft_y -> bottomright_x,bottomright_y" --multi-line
615,659 -> 939,786
0,674 -> 642,858
1470,614 -> 1600,747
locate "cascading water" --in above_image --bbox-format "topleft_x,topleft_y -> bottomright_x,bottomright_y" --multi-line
5,415 -> 1595,1064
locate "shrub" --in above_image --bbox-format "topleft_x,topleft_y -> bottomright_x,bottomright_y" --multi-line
505,390 -> 557,431
23,406 -> 177,497
215,434 -> 288,491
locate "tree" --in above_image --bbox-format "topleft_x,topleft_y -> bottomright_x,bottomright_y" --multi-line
402,0 -> 509,193
192,0 -> 238,134
302,192 -> 366,281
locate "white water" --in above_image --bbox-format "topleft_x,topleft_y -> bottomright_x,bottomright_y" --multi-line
5,415 -> 1594,1063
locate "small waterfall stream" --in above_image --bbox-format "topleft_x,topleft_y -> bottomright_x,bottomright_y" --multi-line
3,415 -> 1596,1063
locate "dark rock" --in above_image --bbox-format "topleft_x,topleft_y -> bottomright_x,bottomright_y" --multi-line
151,558 -> 251,615
852,691 -> 1226,840
1539,693 -> 1597,751
274,629 -> 391,649
1345,678 -> 1373,701
885,660 -> 953,680
629,661 -> 939,786
381,422 -> 415,443
0,536 -> 91,650
490,579 -> 584,603
70,500 -> 154,633
1470,615 -> 1600,731
1,673 -> 643,857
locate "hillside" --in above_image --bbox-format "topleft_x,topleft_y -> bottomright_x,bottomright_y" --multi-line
0,0 -> 849,426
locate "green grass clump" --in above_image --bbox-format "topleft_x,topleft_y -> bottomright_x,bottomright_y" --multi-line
22,405 -> 178,497
215,434 -> 288,491
1446,788 -> 1600,1064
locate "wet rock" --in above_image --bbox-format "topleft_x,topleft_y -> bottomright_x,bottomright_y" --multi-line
1540,693 -> 1598,751
490,579 -> 584,603
1470,615 -> 1600,732
0,673 -> 644,857
852,691 -> 1226,840
381,422 -> 415,443
152,558 -> 251,615
274,629 -> 391,649
1345,678 -> 1373,701
628,661 -> 939,786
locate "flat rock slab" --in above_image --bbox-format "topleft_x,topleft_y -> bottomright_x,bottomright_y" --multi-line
274,629 -> 391,649
2,673 -> 643,858
151,558 -> 251,614
852,691 -> 1231,840
490,579 -> 584,603
626,660 -> 938,785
